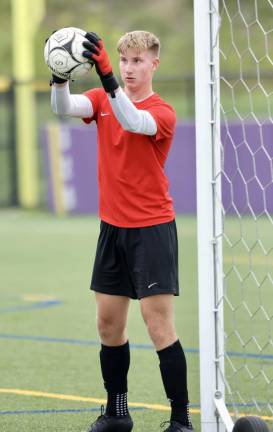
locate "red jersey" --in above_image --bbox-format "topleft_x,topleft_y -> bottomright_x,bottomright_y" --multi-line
83,88 -> 176,228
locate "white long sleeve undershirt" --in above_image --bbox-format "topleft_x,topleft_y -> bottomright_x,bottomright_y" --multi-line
108,87 -> 157,135
51,82 -> 93,118
51,82 -> 157,136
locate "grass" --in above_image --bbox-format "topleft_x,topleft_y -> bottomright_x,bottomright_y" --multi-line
1,210 -> 272,431
0,210 -> 199,432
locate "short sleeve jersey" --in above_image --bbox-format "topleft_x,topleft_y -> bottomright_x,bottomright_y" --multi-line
83,88 -> 176,228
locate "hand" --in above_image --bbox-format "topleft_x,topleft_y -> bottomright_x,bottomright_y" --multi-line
82,32 -> 113,77
82,32 -> 119,96
51,74 -> 67,85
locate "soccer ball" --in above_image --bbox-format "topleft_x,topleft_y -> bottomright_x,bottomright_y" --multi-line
44,27 -> 94,80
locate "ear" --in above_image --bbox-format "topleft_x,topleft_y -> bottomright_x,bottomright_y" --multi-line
152,57 -> 160,71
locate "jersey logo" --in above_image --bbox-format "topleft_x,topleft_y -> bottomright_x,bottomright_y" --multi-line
101,112 -> 110,117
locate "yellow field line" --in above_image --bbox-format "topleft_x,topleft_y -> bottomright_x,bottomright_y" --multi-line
0,388 -> 272,422
0,388 -> 197,414
22,295 -> 58,302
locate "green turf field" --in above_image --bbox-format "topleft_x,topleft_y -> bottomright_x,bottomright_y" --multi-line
0,210 -> 272,432
0,210 -> 199,432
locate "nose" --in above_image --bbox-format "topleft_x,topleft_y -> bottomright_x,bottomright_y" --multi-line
125,66 -> 133,75
124,61 -> 133,74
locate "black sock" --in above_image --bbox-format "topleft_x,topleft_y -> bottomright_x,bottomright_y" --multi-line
100,341 -> 130,417
157,340 -> 192,427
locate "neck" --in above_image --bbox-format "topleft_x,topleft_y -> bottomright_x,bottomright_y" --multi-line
124,85 -> 154,102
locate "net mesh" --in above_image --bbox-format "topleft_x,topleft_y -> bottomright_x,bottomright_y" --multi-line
213,0 -> 273,427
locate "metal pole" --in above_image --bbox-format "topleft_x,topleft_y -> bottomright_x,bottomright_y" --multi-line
11,0 -> 45,208
8,81 -> 18,205
194,1 -> 226,431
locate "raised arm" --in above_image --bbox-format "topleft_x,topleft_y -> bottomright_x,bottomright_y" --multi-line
82,33 -> 157,135
51,81 -> 93,118
108,88 -> 157,135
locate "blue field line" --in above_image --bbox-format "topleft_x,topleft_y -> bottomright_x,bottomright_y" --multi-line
0,333 -> 197,352
0,407 -> 146,416
0,333 -> 272,361
227,351 -> 273,361
0,402 -> 270,416
0,333 -> 99,346
0,300 -> 63,314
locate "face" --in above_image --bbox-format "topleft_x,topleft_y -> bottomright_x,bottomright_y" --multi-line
119,48 -> 159,92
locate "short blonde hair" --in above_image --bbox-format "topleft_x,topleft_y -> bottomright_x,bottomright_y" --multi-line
117,31 -> 160,57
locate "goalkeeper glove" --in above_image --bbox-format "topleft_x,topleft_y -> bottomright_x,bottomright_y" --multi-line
50,74 -> 68,85
82,32 -> 119,97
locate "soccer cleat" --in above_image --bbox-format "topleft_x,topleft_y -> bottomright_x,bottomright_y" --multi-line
87,405 -> 133,432
160,420 -> 194,432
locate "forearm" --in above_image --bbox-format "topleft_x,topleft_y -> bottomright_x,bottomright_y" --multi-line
108,88 -> 157,135
51,81 -> 93,118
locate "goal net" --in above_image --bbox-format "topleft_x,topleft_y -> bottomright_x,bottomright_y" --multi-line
194,1 -> 273,431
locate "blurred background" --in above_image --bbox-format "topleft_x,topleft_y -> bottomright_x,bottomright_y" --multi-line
1,2 -> 272,431
1,0 -> 272,213
0,0 -> 195,211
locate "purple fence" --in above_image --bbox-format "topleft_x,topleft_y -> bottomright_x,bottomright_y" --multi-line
41,122 -> 273,215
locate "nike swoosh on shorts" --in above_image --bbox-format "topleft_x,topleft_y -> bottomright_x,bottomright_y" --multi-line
148,282 -> 158,289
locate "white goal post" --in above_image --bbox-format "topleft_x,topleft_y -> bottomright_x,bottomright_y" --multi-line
194,1 -> 227,431
194,1 -> 273,432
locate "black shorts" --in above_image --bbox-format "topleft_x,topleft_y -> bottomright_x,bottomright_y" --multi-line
90,220 -> 179,300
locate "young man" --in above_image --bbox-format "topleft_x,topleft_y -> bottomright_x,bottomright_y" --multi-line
50,30 -> 194,432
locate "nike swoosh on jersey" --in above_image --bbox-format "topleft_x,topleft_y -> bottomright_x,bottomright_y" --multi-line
101,112 -> 110,116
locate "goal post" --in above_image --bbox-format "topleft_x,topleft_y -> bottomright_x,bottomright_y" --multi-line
195,1 -> 273,432
194,1 -> 228,431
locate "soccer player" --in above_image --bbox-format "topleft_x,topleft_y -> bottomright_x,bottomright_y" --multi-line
50,30 -> 194,432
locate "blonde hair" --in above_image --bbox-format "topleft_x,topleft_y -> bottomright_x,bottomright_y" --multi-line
117,31 -> 160,57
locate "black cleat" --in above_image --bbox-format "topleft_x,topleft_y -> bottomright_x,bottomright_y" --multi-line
87,406 -> 133,432
160,421 -> 194,432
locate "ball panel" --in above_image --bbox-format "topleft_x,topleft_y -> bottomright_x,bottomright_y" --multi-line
72,34 -> 90,63
70,62 -> 93,79
44,27 -> 93,80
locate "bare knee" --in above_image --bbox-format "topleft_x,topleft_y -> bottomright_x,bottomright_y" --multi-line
141,295 -> 177,350
97,315 -> 127,346
95,293 -> 129,346
145,317 -> 169,347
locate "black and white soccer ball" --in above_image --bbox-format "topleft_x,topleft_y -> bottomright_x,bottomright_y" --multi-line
233,416 -> 269,432
44,27 -> 94,80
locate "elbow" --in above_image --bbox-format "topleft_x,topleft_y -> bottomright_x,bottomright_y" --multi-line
123,119 -> 141,133
51,103 -> 59,116
123,120 -> 157,135
51,103 -> 70,117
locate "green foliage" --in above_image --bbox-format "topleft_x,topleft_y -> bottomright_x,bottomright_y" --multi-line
38,0 -> 194,79
1,0 -> 272,81
0,0 -> 12,75
1,0 -> 194,79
